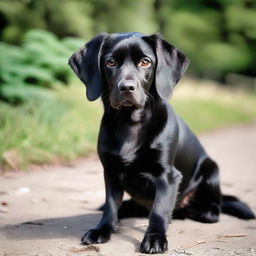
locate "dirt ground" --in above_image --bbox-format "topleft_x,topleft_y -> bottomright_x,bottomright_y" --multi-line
0,123 -> 256,256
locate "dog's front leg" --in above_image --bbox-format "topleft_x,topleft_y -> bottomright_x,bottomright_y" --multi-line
140,170 -> 181,254
81,170 -> 123,245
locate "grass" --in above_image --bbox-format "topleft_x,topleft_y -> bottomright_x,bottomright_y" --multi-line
0,84 -> 102,170
172,79 -> 256,133
1,79 -> 256,170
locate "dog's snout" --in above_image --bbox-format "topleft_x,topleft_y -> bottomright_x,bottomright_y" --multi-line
119,80 -> 136,93
120,84 -> 135,92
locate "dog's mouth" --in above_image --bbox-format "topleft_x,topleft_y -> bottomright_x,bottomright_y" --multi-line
109,88 -> 147,110
121,98 -> 134,107
110,95 -> 142,109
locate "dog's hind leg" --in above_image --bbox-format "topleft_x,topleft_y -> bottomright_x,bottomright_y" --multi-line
186,157 -> 222,223
118,199 -> 149,219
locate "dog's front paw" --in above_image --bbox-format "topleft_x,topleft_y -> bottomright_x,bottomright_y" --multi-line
81,226 -> 112,245
140,233 -> 168,254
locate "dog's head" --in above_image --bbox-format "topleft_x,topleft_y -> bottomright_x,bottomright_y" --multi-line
69,33 -> 189,109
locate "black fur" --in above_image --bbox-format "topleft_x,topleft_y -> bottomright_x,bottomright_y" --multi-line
69,32 -> 255,254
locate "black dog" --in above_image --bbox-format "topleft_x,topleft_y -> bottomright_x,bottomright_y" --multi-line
69,33 -> 255,254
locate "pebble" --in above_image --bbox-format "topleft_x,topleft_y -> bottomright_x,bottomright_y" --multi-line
0,206 -> 9,213
16,186 -> 31,195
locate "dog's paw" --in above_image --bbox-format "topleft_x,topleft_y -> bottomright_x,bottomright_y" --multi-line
140,233 -> 168,254
81,227 -> 111,245
199,210 -> 219,223
198,204 -> 220,223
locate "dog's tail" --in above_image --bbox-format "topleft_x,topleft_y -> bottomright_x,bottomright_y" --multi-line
222,195 -> 255,219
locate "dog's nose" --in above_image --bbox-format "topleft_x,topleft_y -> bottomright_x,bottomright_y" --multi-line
119,81 -> 136,93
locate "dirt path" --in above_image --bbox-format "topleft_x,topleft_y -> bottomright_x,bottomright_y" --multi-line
0,123 -> 256,256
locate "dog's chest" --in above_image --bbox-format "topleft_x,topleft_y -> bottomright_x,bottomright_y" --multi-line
120,139 -> 165,178
119,127 -> 141,164
100,120 -> 142,164
99,117 -> 165,176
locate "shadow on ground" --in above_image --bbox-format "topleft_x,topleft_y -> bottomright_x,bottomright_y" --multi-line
1,213 -> 101,240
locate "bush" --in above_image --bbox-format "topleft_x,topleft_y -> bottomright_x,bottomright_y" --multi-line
0,29 -> 85,104
203,43 -> 251,73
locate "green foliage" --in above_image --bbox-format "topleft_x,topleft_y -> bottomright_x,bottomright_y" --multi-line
1,0 -> 256,80
163,0 -> 256,79
0,29 -> 84,103
1,0 -> 255,80
226,5 -> 256,39
89,0 -> 157,34
0,0 -> 92,42
203,43 -> 251,72
165,10 -> 220,73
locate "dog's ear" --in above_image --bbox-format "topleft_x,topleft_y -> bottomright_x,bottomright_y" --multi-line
68,33 -> 108,101
143,34 -> 189,100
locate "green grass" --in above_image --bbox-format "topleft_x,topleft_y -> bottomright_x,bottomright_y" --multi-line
173,98 -> 254,133
172,80 -> 256,133
0,84 -> 102,170
1,80 -> 256,170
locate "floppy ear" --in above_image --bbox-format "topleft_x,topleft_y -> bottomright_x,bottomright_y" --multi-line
143,34 -> 189,101
68,33 -> 108,101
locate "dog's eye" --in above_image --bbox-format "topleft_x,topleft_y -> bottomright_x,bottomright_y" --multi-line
138,57 -> 151,68
106,58 -> 116,67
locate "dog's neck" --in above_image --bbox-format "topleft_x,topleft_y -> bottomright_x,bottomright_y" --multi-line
102,98 -> 168,143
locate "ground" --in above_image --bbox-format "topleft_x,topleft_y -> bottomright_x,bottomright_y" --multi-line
0,123 -> 256,256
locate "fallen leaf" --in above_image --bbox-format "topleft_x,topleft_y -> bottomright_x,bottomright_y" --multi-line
69,245 -> 100,253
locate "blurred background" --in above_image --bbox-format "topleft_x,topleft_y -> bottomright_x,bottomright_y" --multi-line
0,0 -> 256,171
